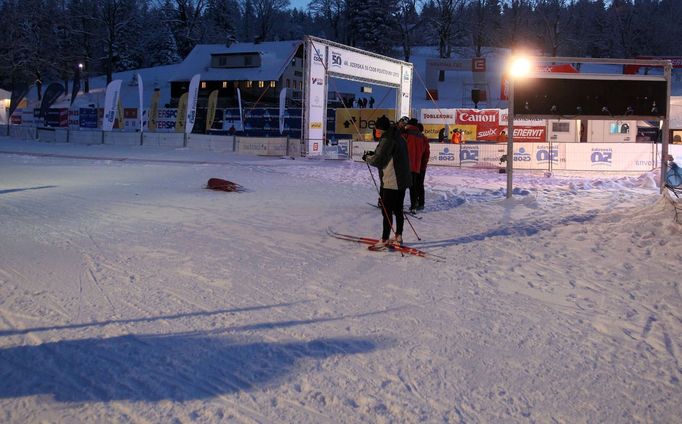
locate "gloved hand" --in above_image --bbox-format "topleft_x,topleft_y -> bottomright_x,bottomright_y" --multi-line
362,151 -> 374,161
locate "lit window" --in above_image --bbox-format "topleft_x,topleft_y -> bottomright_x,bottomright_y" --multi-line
201,82 -> 206,89
222,81 -> 228,88
258,81 -> 264,88
286,79 -> 290,88
270,81 -> 276,88
246,81 -> 253,88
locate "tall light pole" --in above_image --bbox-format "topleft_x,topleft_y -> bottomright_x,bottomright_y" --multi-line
506,56 -> 531,198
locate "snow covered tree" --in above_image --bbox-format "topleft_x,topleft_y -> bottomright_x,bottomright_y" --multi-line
251,0 -> 290,41
202,0 -> 240,44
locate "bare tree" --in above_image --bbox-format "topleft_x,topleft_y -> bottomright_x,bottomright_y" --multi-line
250,0 -> 290,41
308,0 -> 346,41
534,0 -> 567,57
427,0 -> 467,58
394,0 -> 421,61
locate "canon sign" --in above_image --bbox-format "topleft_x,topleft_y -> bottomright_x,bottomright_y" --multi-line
456,110 -> 498,124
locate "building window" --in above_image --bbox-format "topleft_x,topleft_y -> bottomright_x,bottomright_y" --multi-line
552,122 -> 570,133
246,81 -> 253,88
201,81 -> 207,89
270,81 -> 276,88
286,79 -> 290,88
299,81 -> 303,90
222,81 -> 228,88
258,81 -> 264,88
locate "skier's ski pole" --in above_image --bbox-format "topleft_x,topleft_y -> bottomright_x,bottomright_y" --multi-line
403,211 -> 421,241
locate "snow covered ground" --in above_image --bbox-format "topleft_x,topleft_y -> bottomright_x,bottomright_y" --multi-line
1,137 -> 681,423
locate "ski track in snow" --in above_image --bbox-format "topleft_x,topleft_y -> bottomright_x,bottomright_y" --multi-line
0,139 -> 681,423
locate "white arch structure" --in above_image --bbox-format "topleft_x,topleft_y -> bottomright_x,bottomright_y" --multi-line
303,35 -> 413,156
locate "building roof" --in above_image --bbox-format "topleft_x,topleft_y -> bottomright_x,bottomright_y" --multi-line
169,41 -> 303,82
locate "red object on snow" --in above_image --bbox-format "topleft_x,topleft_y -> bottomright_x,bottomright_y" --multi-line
205,178 -> 245,192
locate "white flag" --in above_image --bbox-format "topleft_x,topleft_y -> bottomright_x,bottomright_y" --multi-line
137,73 -> 144,132
237,87 -> 243,129
279,88 -> 287,134
185,73 -> 200,134
102,79 -> 122,132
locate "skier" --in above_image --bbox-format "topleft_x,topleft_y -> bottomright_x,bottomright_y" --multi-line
404,118 -> 425,214
417,122 -> 430,211
363,115 -> 412,249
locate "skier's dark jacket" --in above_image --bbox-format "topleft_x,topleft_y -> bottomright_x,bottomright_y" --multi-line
367,125 -> 412,191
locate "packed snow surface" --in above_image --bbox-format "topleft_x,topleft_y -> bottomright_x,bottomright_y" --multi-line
1,138 -> 681,423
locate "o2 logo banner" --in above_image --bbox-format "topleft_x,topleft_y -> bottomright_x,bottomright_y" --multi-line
535,145 -> 558,165
460,146 -> 479,165
591,148 -> 613,167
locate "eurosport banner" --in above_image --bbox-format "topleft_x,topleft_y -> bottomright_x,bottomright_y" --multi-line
185,74 -> 200,134
102,79 -> 122,131
305,40 -> 327,156
116,97 -> 125,129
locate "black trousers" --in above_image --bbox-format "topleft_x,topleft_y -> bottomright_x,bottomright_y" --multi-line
379,188 -> 406,240
409,172 -> 425,209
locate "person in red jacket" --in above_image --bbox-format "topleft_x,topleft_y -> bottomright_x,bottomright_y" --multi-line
404,118 -> 425,213
417,123 -> 430,210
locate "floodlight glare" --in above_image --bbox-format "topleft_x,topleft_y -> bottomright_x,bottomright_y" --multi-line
509,56 -> 532,79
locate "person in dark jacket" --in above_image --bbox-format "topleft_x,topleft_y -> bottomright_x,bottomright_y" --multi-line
417,122 -> 430,210
404,118 -> 425,213
363,115 -> 412,249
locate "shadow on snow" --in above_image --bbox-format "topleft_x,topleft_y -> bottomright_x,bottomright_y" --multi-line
0,332 -> 382,402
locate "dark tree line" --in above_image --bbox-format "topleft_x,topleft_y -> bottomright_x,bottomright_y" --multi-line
2,0 -> 682,92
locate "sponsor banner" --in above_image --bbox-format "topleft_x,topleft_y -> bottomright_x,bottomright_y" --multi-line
79,108 -> 98,128
448,124 -> 477,142
399,65 -> 412,118
206,90 -> 218,131
68,109 -> 79,128
175,92 -> 188,133
156,108 -> 178,132
420,108 -> 457,125
425,58 -> 470,71
459,145 -> 480,167
39,82 -> 65,119
279,88 -> 287,134
564,143 -> 654,171
510,126 -> 546,142
328,45 -> 402,86
334,108 -> 395,136
137,74 -> 144,132
102,80 -> 122,131
20,109 -> 35,126
45,108 -> 68,127
116,98 -> 125,129
185,73 -> 200,133
123,108 -> 138,131
305,40 -> 327,154
11,113 -> 22,125
149,89 -> 160,132
456,109 -> 500,141
499,109 -> 545,127
423,124 -> 446,141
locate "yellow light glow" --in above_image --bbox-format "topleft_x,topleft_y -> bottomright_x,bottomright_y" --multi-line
2,99 -> 10,108
509,56 -> 532,79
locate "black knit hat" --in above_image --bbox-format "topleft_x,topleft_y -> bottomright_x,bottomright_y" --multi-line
375,115 -> 391,131
407,118 -> 419,126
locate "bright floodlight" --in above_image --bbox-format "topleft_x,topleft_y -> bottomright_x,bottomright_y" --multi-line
78,63 -> 83,69
509,56 -> 532,79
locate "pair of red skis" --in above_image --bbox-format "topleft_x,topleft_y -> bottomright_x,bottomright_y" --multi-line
327,228 -> 445,262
